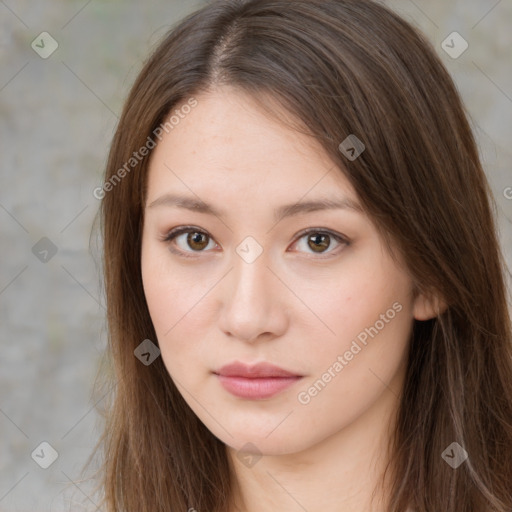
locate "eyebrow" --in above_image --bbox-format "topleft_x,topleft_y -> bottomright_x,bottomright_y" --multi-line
146,193 -> 363,222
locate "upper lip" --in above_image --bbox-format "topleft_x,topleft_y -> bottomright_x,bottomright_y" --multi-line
215,361 -> 302,378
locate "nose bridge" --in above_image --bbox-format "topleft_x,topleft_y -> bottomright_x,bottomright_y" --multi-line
218,244 -> 285,341
230,247 -> 271,311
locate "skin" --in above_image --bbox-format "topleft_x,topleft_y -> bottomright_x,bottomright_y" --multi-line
141,86 -> 438,512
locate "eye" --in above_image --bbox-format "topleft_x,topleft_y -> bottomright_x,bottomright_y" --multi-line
162,226 -> 218,258
161,226 -> 349,259
290,228 -> 349,257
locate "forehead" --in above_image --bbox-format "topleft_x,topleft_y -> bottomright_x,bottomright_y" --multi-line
146,87 -> 358,207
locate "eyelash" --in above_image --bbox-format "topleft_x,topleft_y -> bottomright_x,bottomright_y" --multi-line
161,225 -> 350,259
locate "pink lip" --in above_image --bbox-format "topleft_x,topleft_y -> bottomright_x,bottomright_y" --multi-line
214,361 -> 303,399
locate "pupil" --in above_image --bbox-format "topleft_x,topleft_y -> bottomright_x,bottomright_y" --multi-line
308,233 -> 329,252
188,232 -> 208,250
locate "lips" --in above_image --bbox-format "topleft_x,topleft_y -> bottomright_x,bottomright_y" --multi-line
215,361 -> 301,378
213,361 -> 303,399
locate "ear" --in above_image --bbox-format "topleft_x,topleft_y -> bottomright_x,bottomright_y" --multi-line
413,291 -> 447,321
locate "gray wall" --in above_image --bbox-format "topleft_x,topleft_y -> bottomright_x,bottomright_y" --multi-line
1,1 -> 511,511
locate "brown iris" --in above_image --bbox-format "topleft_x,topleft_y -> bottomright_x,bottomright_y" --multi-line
187,232 -> 209,250
307,233 -> 330,253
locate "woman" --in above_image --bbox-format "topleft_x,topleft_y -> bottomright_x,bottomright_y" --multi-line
89,0 -> 512,510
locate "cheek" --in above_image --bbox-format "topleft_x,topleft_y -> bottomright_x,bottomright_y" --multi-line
141,246 -> 218,370
294,273 -> 412,424
141,241 -> 197,328
141,271 -> 198,378
302,253 -> 413,360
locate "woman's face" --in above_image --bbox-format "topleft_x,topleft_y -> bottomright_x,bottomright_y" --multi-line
141,86 -> 429,455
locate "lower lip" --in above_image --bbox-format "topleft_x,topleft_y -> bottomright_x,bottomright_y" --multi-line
216,375 -> 302,399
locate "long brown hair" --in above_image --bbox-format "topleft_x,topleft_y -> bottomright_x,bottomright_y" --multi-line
87,0 -> 512,510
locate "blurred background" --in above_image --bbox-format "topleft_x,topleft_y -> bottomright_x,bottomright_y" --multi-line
0,0 -> 511,510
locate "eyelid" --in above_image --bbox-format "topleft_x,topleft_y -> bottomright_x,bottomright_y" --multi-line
161,225 -> 350,258
292,227 -> 349,246
161,225 -> 217,259
161,225 -> 209,243
289,228 -> 349,258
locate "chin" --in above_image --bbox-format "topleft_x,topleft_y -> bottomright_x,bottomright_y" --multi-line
217,427 -> 313,457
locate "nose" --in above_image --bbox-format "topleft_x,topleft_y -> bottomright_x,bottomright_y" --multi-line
217,249 -> 288,343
